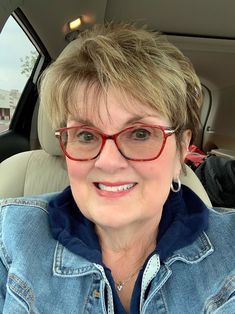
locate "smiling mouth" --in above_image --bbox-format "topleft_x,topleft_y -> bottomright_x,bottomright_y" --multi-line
94,182 -> 137,192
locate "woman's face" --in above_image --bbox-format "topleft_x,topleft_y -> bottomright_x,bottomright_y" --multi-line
66,84 -> 191,231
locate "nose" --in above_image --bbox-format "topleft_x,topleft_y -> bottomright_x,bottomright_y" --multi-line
94,139 -> 129,172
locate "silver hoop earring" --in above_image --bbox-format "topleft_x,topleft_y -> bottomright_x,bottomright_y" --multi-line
170,177 -> 181,193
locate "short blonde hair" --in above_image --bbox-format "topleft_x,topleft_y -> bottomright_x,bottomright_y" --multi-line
40,23 -> 202,144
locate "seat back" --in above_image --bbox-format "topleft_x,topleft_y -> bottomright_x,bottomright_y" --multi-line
0,103 -> 212,206
0,104 -> 69,197
0,29 -> 212,207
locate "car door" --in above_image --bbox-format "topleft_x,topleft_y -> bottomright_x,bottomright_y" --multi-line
0,8 -> 50,162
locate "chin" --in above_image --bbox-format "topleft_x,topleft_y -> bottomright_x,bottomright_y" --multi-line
90,206 -> 137,229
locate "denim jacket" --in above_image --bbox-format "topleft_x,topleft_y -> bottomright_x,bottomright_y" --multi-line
0,191 -> 235,314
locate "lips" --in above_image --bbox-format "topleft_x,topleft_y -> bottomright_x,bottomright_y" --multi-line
93,181 -> 137,196
97,182 -> 136,192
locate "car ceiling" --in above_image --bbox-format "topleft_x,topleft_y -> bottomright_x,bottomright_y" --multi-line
1,0 -> 235,91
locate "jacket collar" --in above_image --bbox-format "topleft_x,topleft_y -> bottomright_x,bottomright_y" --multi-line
52,230 -> 214,278
53,242 -> 99,277
49,185 -> 210,274
164,230 -> 214,265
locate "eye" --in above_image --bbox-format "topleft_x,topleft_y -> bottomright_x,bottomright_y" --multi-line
131,128 -> 151,140
76,131 -> 97,143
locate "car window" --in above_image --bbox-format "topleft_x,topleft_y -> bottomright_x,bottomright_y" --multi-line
0,15 -> 39,133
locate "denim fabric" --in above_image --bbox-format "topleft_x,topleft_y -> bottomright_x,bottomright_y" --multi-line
48,185 -> 209,314
0,194 -> 235,313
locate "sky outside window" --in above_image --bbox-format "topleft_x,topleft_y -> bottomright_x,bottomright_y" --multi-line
0,15 -> 39,132
0,15 -> 38,92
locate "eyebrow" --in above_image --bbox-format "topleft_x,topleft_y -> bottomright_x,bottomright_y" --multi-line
69,114 -> 161,128
121,114 -> 164,127
71,118 -> 96,127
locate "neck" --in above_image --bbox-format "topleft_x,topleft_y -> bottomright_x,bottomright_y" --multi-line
96,220 -> 158,270
96,221 -> 158,313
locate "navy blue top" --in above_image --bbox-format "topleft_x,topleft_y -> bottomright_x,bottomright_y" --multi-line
48,185 -> 208,313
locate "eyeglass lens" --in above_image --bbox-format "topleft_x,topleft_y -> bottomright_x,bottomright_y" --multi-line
60,126 -> 166,161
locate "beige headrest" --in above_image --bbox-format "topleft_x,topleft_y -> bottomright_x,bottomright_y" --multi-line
37,39 -> 82,155
38,104 -> 63,156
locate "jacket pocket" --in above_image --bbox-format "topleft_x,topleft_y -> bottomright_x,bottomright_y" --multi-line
7,273 -> 37,314
204,275 -> 235,313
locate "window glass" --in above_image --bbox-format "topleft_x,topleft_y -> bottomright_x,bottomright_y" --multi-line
0,16 -> 39,132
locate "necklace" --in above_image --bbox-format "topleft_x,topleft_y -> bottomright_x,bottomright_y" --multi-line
115,267 -> 142,292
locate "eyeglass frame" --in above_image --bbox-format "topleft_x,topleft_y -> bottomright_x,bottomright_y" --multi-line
55,124 -> 176,162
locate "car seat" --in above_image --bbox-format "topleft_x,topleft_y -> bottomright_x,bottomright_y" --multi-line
0,33 -> 211,204
0,104 -> 69,197
0,102 -> 212,207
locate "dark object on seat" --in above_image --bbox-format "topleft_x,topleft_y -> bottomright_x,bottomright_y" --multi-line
185,144 -> 207,171
195,156 -> 235,208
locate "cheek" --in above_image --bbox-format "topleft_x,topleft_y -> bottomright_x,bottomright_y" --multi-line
66,159 -> 94,219
135,156 -> 179,211
139,163 -> 172,196
137,152 -> 179,182
134,145 -> 181,198
66,158 -> 92,185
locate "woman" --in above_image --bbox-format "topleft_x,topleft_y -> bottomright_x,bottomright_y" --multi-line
1,23 -> 235,313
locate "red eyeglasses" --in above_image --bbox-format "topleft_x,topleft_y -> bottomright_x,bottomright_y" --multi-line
55,124 -> 176,161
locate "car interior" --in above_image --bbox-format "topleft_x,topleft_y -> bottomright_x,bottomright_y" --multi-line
0,0 -> 235,206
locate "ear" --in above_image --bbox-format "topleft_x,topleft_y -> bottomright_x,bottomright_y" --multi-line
173,129 -> 192,179
181,129 -> 192,159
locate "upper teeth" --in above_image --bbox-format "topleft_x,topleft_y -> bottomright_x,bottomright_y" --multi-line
98,183 -> 136,192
